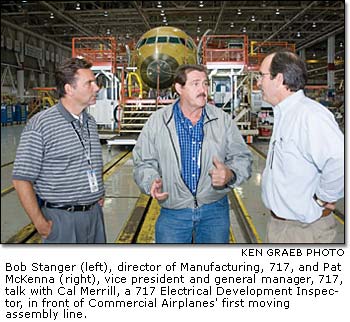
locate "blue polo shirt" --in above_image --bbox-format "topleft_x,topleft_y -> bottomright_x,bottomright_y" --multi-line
174,102 -> 204,195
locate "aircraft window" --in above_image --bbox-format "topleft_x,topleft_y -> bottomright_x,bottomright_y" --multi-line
157,36 -> 168,43
169,37 -> 180,44
146,37 -> 156,44
137,38 -> 146,49
186,40 -> 194,50
179,38 -> 186,45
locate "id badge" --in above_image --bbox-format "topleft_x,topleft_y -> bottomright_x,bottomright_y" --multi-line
87,170 -> 99,193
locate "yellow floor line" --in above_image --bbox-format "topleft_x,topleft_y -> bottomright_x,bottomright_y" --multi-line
115,193 -> 150,243
103,151 -> 131,181
233,189 -> 262,243
1,185 -> 15,197
5,223 -> 36,243
136,198 -> 160,243
334,215 -> 344,225
248,144 -> 267,159
229,227 -> 236,243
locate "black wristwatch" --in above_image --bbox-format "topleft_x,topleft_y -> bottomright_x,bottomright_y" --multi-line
313,194 -> 326,207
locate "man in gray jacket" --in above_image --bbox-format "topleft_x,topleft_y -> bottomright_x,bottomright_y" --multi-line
133,64 -> 252,243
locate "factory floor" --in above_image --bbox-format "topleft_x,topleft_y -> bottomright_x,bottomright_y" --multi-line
1,124 -> 345,244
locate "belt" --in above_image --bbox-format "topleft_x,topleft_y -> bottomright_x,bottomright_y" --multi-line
43,201 -> 96,212
270,211 -> 286,221
270,209 -> 332,221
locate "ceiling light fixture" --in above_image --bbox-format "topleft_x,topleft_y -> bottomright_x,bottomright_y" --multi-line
237,9 -> 242,15
230,22 -> 234,28
76,2 -> 80,10
198,16 -> 202,22
50,12 -> 54,19
157,1 -> 162,8
251,15 -> 256,22
104,11 -> 108,17
199,1 -> 204,7
160,9 -> 165,16
297,31 -> 301,37
275,8 -> 280,15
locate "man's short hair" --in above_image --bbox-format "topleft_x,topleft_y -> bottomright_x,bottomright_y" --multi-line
268,50 -> 308,91
174,64 -> 208,86
55,57 -> 92,98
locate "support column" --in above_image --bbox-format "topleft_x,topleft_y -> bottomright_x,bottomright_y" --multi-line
39,40 -> 46,87
39,73 -> 46,87
17,31 -> 25,101
298,48 -> 306,61
327,35 -> 335,99
17,70 -> 24,102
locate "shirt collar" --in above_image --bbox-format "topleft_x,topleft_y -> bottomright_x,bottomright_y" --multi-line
274,89 -> 305,114
173,100 -> 205,125
57,100 -> 88,124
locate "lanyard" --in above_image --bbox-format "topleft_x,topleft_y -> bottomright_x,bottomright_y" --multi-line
71,120 -> 92,167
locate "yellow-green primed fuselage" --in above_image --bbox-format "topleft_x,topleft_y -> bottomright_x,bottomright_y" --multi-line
132,26 -> 197,90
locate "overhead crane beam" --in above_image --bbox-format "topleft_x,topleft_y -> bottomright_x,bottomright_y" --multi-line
39,1 -> 96,37
296,25 -> 344,51
213,1 -> 226,34
262,1 -> 317,44
131,1 -> 151,30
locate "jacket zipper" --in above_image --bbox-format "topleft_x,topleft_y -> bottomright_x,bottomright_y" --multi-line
194,196 -> 199,208
165,107 -> 217,209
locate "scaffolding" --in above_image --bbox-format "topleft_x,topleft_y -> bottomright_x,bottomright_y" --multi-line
28,87 -> 57,119
248,41 -> 296,70
202,35 -> 248,113
72,37 -> 123,133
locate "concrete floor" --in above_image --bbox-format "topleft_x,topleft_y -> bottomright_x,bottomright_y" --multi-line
1,124 -> 345,243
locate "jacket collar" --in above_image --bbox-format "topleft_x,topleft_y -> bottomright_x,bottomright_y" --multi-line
164,99 -> 218,125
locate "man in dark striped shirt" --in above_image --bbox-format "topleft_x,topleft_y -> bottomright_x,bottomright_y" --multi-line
13,57 -> 106,243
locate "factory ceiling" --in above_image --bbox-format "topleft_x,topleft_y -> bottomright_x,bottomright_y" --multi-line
1,1 -> 345,85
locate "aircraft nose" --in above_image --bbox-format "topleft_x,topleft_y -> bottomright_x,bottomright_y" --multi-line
140,53 -> 178,89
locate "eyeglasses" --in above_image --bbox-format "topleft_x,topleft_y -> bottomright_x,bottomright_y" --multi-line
255,72 -> 271,81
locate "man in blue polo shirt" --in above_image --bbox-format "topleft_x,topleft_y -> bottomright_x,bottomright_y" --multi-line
13,57 -> 106,243
133,64 -> 252,243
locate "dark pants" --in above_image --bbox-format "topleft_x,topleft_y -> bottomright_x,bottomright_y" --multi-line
41,203 -> 106,243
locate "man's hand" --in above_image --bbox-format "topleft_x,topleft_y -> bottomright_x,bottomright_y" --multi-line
324,202 -> 336,211
150,178 -> 169,201
209,157 -> 234,188
98,198 -> 104,207
35,217 -> 53,239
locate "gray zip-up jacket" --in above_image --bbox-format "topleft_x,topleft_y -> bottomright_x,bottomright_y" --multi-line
133,101 -> 252,209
